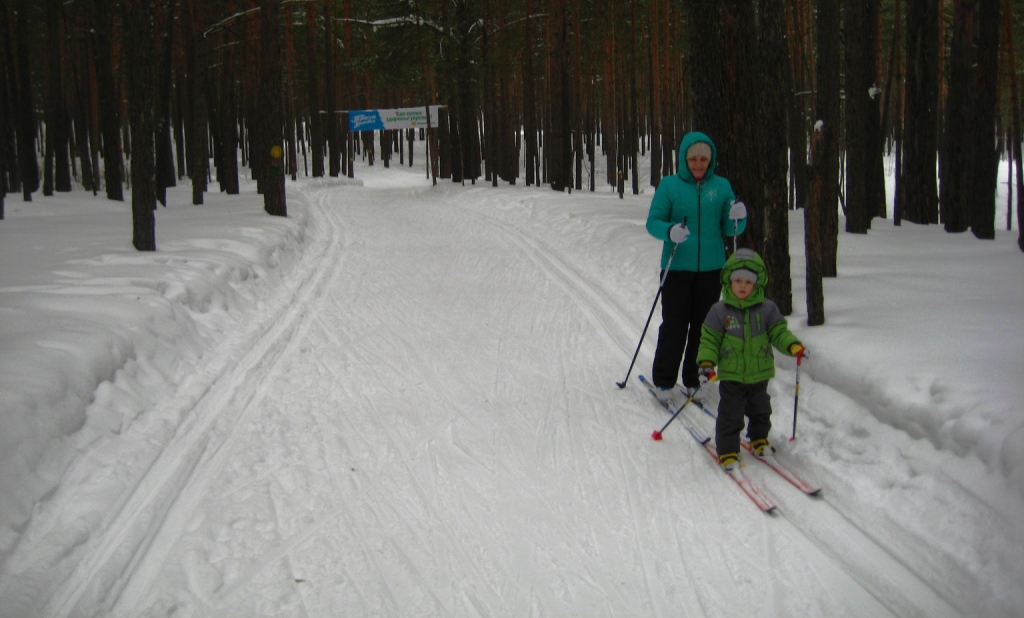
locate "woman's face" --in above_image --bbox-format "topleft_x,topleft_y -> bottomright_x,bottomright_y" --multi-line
686,154 -> 710,180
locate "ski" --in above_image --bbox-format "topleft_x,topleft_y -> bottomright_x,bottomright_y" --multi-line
639,375 -> 777,513
742,443 -> 822,496
694,399 -> 821,496
677,414 -> 778,513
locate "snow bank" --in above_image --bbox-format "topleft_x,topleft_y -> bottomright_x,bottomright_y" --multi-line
0,188 -> 308,556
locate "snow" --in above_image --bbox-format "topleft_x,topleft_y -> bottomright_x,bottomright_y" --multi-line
0,152 -> 1022,617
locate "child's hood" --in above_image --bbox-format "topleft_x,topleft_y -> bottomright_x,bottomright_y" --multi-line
721,248 -> 768,308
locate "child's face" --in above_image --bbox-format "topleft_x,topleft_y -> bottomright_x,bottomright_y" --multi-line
731,277 -> 755,300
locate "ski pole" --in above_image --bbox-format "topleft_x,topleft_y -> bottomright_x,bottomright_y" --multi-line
616,218 -> 685,389
789,351 -> 803,441
651,377 -> 713,440
733,218 -> 738,254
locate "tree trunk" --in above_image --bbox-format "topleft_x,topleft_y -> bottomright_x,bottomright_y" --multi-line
2,0 -> 22,203
902,0 -> 940,225
1004,0 -> 1024,250
603,11 -> 617,191
687,0 -> 728,158
43,0 -> 72,196
92,0 -> 123,201
455,0 -> 480,182
260,0 -> 287,216
757,0 -> 793,315
785,0 -> 811,213
522,0 -> 537,186
184,0 -> 208,205
123,0 -> 157,250
325,0 -> 340,177
481,2 -> 494,184
0,1 -> 8,219
574,1 -> 583,191
154,0 -> 177,206
806,0 -> 841,324
437,108 -> 451,179
216,0 -> 240,194
942,0 -> 975,232
174,78 -> 186,179
969,0 -> 1000,239
627,0 -> 638,196
305,2 -> 324,178
15,0 -> 39,200
547,0 -> 571,192
843,0 -> 884,233
648,0 -> 662,189
720,0 -> 760,248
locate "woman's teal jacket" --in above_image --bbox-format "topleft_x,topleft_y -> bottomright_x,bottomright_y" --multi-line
645,131 -> 746,272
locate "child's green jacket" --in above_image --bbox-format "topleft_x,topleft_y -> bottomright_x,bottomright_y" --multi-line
696,250 -> 800,384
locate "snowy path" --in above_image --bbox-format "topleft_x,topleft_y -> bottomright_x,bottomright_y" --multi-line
32,171 -> 962,616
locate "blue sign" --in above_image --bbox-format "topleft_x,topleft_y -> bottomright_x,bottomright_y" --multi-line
348,110 -> 385,132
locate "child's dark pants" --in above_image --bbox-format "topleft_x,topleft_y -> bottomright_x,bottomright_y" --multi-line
716,380 -> 772,457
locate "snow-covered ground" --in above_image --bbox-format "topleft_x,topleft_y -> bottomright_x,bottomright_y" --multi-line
0,153 -> 1022,617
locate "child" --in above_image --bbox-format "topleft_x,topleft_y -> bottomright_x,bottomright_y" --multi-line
695,248 -> 805,470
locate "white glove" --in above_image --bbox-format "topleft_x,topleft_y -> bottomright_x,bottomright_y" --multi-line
729,200 -> 747,220
669,224 -> 690,243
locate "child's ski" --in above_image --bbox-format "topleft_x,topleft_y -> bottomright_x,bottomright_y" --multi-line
677,413 -> 778,513
742,443 -> 821,496
693,398 -> 821,496
639,375 -> 777,514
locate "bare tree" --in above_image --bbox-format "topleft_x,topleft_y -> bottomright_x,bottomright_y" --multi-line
451,0 -> 481,183
15,0 -> 38,201
214,0 -> 240,194
154,0 -> 177,206
757,0 -> 793,314
785,0 -> 812,214
259,0 -> 287,217
522,0 -> 538,186
305,1 -> 324,178
547,0 -> 572,192
183,0 -> 208,205
687,0 -> 728,159
844,0 -> 885,233
942,0 -> 999,234
0,0 -> 8,219
1003,0 -> 1024,250
806,0 -> 841,325
720,0 -> 760,249
969,0 -> 1000,239
122,0 -> 157,250
43,0 -> 72,196
91,0 -> 123,201
902,0 -> 940,225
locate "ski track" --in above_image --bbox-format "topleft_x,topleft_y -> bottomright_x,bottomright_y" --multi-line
38,186 -> 345,616
30,176 -> 962,616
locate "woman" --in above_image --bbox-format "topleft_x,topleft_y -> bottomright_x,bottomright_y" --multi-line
646,131 -> 747,408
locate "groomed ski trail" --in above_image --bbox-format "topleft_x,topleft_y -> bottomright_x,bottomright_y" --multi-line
28,170 -> 959,616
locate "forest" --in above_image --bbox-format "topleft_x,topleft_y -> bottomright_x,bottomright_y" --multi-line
1,0 -> 1022,321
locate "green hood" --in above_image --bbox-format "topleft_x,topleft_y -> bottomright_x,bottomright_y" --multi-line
677,131 -> 718,183
721,248 -> 768,308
